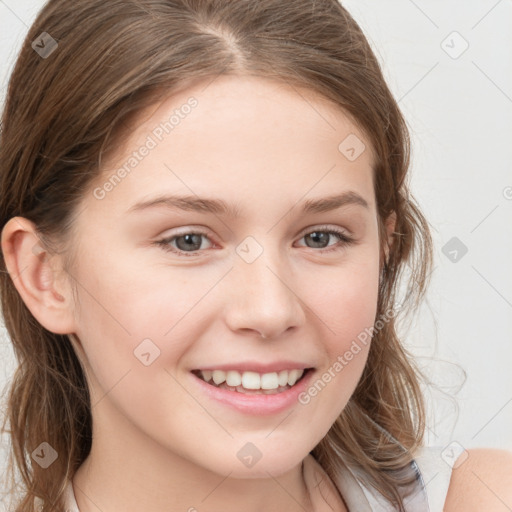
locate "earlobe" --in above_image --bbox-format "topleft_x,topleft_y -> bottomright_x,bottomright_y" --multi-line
1,216 -> 77,334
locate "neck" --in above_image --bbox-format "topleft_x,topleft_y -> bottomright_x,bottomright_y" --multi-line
72,399 -> 313,512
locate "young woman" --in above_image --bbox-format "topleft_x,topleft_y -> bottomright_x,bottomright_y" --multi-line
1,1 -> 511,511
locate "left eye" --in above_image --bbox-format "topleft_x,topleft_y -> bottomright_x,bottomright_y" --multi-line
155,227 -> 354,257
296,228 -> 354,252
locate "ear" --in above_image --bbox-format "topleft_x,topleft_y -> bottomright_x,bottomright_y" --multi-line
383,211 -> 397,265
1,216 -> 77,335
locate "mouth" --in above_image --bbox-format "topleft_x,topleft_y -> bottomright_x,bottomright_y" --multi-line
191,368 -> 313,395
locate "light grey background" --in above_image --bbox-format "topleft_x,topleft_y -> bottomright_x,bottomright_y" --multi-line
1,0 -> 511,496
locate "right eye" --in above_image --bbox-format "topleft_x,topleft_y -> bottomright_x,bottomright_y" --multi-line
155,229 -> 214,256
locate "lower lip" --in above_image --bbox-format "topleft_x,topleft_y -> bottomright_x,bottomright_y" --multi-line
190,369 -> 315,415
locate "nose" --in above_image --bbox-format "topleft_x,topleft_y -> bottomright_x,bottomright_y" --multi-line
223,244 -> 306,339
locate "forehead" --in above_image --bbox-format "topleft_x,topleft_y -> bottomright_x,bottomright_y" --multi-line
86,74 -> 376,219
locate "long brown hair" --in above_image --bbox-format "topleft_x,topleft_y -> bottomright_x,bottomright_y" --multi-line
0,1 -> 433,510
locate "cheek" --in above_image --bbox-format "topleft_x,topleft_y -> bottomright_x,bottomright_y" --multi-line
70,251 -> 212,400
294,253 -> 380,418
304,250 -> 381,348
74,241 -> 215,335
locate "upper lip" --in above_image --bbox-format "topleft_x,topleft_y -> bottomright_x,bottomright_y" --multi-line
192,361 -> 314,373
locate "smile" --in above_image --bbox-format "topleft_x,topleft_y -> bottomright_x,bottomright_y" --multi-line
192,368 -> 308,395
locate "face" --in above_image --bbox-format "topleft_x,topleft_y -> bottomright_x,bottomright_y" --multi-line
67,74 -> 383,478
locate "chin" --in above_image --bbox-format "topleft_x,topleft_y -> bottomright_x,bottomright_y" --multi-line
225,447 -> 306,479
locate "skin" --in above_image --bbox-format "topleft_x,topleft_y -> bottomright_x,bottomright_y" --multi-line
3,74 -> 512,512
444,448 -> 512,511
5,73 -> 473,511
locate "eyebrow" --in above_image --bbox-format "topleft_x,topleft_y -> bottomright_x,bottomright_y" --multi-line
127,190 -> 369,217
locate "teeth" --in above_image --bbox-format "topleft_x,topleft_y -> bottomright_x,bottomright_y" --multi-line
199,369 -> 305,390
226,370 -> 242,387
287,369 -> 302,386
278,370 -> 288,387
242,371 -> 261,390
212,370 -> 226,385
261,372 -> 278,390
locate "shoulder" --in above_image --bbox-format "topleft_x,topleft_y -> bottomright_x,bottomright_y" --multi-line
444,448 -> 512,511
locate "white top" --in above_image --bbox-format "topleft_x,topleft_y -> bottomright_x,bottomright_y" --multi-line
60,445 -> 458,511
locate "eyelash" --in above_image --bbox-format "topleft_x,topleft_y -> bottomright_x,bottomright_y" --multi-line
154,225 -> 355,257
